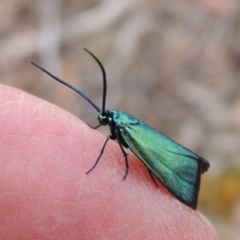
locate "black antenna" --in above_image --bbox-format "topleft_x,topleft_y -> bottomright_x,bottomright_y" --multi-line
31,48 -> 109,113
83,48 -> 107,113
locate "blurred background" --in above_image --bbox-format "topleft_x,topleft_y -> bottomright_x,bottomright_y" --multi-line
0,0 -> 240,239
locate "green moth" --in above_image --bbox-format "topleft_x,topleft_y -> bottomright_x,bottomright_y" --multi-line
31,48 -> 210,209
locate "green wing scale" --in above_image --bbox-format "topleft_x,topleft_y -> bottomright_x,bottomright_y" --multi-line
113,111 -> 209,209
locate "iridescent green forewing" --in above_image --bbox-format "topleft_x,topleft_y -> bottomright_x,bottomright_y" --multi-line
113,111 -> 207,209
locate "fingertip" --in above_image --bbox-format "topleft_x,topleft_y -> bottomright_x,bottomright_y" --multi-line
0,84 -> 217,239
198,212 -> 218,239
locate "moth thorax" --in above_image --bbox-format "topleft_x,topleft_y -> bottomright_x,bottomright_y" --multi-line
98,112 -> 109,125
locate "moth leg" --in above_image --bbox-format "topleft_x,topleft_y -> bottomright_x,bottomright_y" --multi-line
87,123 -> 102,129
118,143 -> 129,181
86,136 -> 111,174
148,169 -> 158,187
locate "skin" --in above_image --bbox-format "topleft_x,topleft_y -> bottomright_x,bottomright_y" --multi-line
0,84 -> 218,240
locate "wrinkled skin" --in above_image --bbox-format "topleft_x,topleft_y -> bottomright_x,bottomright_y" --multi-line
0,84 -> 217,240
